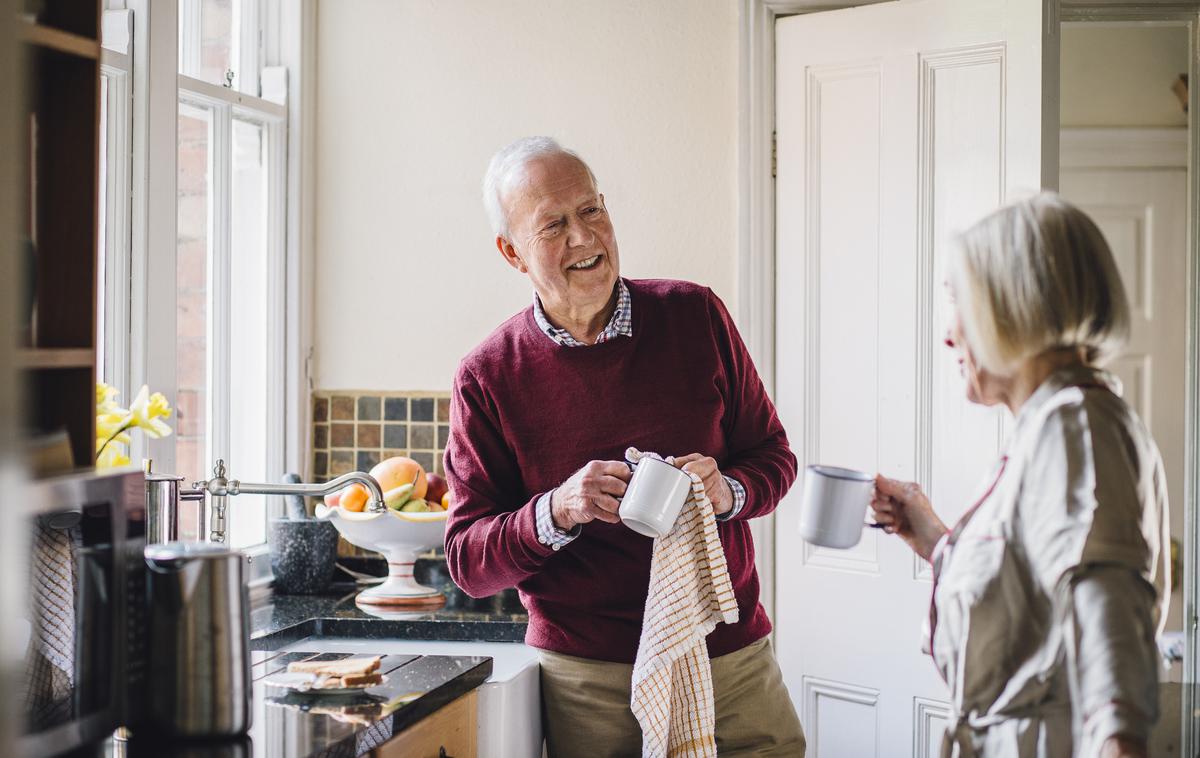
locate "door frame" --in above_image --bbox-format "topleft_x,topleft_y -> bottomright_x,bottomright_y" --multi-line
1059,6 -> 1200,754
742,0 -> 1200,749
737,0 -> 889,627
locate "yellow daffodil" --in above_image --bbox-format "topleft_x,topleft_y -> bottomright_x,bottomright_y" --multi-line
96,381 -> 121,412
96,444 -> 131,469
95,382 -> 173,469
128,385 -> 173,438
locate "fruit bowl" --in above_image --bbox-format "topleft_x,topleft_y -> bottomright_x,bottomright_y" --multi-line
315,504 -> 448,608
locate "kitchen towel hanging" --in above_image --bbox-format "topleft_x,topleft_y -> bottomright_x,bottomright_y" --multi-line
627,448 -> 739,758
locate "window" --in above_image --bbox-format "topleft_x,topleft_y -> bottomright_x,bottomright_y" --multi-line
176,6 -> 287,549
96,1 -> 290,554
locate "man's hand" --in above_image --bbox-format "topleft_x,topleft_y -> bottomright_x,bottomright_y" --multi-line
672,454 -> 734,515
550,461 -> 631,531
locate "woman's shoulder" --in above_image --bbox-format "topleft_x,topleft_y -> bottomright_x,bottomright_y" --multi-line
1012,378 -> 1165,581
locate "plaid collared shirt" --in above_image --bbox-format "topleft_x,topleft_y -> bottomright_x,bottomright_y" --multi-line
532,279 -> 633,346
532,280 -> 746,550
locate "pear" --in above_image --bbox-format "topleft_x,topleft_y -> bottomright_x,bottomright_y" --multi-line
384,483 -> 415,510
399,498 -> 430,513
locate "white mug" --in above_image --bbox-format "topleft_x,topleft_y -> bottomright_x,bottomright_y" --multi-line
619,457 -> 693,538
798,465 -> 875,549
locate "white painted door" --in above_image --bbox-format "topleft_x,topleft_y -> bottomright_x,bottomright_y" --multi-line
1059,137 -> 1188,638
773,2 -> 1059,755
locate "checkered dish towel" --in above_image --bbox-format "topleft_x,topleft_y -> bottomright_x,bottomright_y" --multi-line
627,448 -> 740,758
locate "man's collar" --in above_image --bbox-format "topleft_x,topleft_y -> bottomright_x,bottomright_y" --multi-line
532,279 -> 632,347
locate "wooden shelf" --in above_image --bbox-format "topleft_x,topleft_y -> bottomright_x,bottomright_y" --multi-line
18,21 -> 100,60
17,348 -> 94,369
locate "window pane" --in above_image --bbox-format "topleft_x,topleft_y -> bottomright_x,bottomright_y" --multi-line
228,119 -> 269,548
176,102 -> 212,502
179,0 -> 242,90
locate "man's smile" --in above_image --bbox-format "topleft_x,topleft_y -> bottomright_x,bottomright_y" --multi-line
567,254 -> 602,271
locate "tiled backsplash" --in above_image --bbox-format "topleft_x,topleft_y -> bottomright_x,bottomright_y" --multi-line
312,391 -> 451,483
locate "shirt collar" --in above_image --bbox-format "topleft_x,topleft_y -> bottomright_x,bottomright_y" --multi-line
1011,364 -> 1122,440
532,279 -> 632,347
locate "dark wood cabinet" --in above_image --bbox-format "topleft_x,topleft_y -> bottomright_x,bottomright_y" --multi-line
17,1 -> 101,470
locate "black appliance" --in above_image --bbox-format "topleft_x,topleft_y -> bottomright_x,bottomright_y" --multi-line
16,467 -> 148,756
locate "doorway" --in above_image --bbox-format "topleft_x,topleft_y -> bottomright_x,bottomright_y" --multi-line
1058,22 -> 1191,754
755,1 -> 1200,755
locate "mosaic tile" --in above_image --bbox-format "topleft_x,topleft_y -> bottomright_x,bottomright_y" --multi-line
313,392 -> 451,487
410,451 -> 434,472
384,397 -> 408,421
384,424 -> 407,449
331,396 -> 355,421
411,398 -> 434,422
357,396 -> 380,421
331,423 -> 355,449
410,424 -> 435,450
330,450 -> 354,476
357,423 -> 381,449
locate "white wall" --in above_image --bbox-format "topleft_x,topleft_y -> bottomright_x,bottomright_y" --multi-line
314,0 -> 738,391
1061,25 -> 1188,128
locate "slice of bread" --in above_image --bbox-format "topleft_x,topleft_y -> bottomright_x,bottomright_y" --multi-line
288,656 -> 382,677
338,672 -> 383,687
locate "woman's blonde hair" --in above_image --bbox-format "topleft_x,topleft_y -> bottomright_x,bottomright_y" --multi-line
948,192 -> 1130,374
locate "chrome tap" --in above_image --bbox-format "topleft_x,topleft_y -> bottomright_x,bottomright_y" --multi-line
195,458 -> 386,543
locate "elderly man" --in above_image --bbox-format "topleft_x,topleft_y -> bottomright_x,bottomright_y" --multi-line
444,137 -> 805,757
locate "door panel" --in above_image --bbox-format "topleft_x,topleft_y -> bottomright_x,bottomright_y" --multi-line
774,1 -> 1057,754
1059,164 -> 1188,635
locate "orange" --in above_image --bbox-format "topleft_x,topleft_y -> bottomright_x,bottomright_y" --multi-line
441,491 -> 451,510
340,484 -> 368,512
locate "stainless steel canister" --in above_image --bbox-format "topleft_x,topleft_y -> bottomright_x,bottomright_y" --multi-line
145,471 -> 185,544
145,467 -> 209,544
144,542 -> 252,736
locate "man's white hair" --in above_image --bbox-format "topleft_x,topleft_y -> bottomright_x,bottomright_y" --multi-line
482,136 -> 597,239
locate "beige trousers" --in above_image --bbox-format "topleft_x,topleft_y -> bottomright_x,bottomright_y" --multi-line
539,637 -> 806,758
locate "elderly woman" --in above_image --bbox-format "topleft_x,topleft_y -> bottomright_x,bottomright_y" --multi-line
871,193 -> 1170,758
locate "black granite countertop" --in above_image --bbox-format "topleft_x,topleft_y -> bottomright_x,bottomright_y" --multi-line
116,646 -> 493,758
251,581 -> 529,647
101,563 -> 528,757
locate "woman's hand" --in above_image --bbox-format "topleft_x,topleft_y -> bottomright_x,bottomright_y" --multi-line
672,454 -> 734,516
1099,736 -> 1147,758
870,474 -> 948,562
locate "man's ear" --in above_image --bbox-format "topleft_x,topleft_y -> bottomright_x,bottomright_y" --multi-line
496,236 -> 527,273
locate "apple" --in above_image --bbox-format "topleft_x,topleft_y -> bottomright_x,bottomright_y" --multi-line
425,473 -> 449,506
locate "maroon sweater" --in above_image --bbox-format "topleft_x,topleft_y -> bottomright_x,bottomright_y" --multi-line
444,278 -> 796,663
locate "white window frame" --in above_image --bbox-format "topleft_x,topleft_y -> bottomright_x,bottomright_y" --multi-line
114,0 -> 297,575
99,8 -> 134,410
178,0 -> 261,95
176,76 -> 287,555
99,49 -> 133,398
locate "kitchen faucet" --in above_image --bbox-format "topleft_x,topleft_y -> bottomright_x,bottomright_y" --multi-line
194,459 -> 386,543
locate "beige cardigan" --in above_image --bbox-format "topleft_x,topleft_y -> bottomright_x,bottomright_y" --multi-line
931,366 -> 1170,757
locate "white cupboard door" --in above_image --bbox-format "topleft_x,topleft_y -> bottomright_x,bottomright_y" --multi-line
774,1 -> 1059,755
